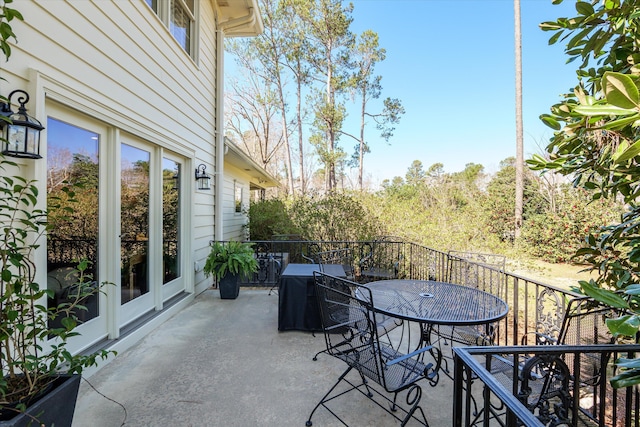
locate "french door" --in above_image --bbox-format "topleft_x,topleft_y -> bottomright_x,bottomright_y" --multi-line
46,103 -> 187,350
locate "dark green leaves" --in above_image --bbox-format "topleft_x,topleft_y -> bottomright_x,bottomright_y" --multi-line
580,280 -> 629,308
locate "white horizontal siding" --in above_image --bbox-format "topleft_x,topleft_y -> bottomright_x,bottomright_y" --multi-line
4,0 -> 222,289
222,164 -> 250,241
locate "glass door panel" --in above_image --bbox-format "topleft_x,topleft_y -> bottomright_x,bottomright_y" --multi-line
120,144 -> 150,305
161,156 -> 185,300
46,116 -> 105,346
162,158 -> 180,285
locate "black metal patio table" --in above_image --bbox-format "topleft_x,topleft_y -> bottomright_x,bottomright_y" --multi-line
363,279 -> 509,327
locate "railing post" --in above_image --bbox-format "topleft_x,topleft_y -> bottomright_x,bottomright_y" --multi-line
452,350 -> 464,427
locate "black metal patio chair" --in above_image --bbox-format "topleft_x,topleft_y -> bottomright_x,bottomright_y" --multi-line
313,248 -> 355,280
488,296 -> 626,425
306,272 -> 440,427
311,273 -> 403,362
357,242 -> 403,283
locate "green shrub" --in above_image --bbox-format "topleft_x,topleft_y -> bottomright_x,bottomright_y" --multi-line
246,199 -> 298,240
288,192 -> 381,241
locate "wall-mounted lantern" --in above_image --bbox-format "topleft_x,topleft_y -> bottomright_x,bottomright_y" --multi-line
195,164 -> 211,190
0,89 -> 44,159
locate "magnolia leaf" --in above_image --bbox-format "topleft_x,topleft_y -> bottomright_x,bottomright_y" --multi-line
625,284 -> 640,295
611,369 -> 640,388
616,357 -> 640,369
573,104 -> 637,116
540,114 -> 561,130
613,139 -> 640,164
606,315 -> 640,337
576,1 -> 595,15
601,114 -> 640,130
603,72 -> 640,109
580,281 -> 629,308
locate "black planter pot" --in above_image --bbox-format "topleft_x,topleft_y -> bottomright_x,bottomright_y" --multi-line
219,272 -> 240,299
0,374 -> 81,427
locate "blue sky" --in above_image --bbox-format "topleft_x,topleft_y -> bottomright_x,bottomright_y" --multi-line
345,0 -> 579,185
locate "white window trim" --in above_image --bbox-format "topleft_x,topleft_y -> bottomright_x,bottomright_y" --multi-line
147,0 -> 200,62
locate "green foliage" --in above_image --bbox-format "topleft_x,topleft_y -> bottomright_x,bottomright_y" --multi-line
520,186 -> 622,263
288,192 -> 382,241
246,199 -> 299,240
203,241 -> 259,281
0,0 -> 23,61
365,164 -> 502,252
405,160 -> 426,186
0,155 -> 113,410
531,0 -> 640,388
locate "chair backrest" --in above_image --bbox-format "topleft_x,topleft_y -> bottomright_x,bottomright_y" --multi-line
558,297 -> 617,346
516,297 -> 626,424
313,272 -> 438,394
313,272 -> 384,386
557,297 -> 619,386
314,248 -> 354,278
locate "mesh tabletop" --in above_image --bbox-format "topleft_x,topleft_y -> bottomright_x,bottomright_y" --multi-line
363,280 -> 509,326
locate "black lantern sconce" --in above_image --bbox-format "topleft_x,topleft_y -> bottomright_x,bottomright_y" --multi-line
0,89 -> 44,159
195,164 -> 211,190
171,170 -> 180,191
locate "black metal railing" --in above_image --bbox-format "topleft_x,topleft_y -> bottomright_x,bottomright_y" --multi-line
237,239 -> 580,348
452,344 -> 640,426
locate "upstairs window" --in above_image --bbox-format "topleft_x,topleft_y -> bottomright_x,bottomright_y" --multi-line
146,0 -> 197,58
145,0 -> 158,12
171,0 -> 195,55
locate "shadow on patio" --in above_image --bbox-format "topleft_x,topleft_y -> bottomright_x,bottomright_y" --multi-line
72,289 -> 454,427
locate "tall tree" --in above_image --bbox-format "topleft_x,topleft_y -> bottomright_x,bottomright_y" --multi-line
405,160 -> 426,186
294,0 -> 355,191
514,0 -> 524,240
280,0 -> 314,194
225,72 -> 284,171
226,0 -> 297,194
343,30 -> 404,190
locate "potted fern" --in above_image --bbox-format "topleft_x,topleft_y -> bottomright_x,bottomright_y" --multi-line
203,241 -> 258,299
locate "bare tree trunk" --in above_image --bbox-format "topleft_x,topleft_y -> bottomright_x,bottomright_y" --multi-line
280,108 -> 295,195
296,61 -> 306,194
358,86 -> 366,191
514,0 -> 524,239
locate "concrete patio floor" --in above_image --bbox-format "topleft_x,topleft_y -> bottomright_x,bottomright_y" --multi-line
73,289 -> 455,427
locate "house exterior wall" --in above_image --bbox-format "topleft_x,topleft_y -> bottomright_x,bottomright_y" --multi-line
222,163 -> 251,241
1,0 -> 225,359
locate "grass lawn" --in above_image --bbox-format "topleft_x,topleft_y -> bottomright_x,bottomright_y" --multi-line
508,258 -> 595,291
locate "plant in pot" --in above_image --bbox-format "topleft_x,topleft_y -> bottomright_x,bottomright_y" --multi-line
0,155 -> 113,426
0,5 -> 112,425
203,241 -> 258,299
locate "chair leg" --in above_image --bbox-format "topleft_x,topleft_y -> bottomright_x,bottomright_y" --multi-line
312,348 -> 327,361
400,385 -> 429,427
306,365 -> 354,427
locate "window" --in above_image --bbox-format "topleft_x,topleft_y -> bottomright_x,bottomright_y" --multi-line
146,0 -> 197,57
234,181 -> 243,213
171,0 -> 194,55
145,0 -> 158,12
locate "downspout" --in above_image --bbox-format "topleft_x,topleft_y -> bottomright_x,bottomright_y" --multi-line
214,28 -> 225,242
215,2 -> 261,241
